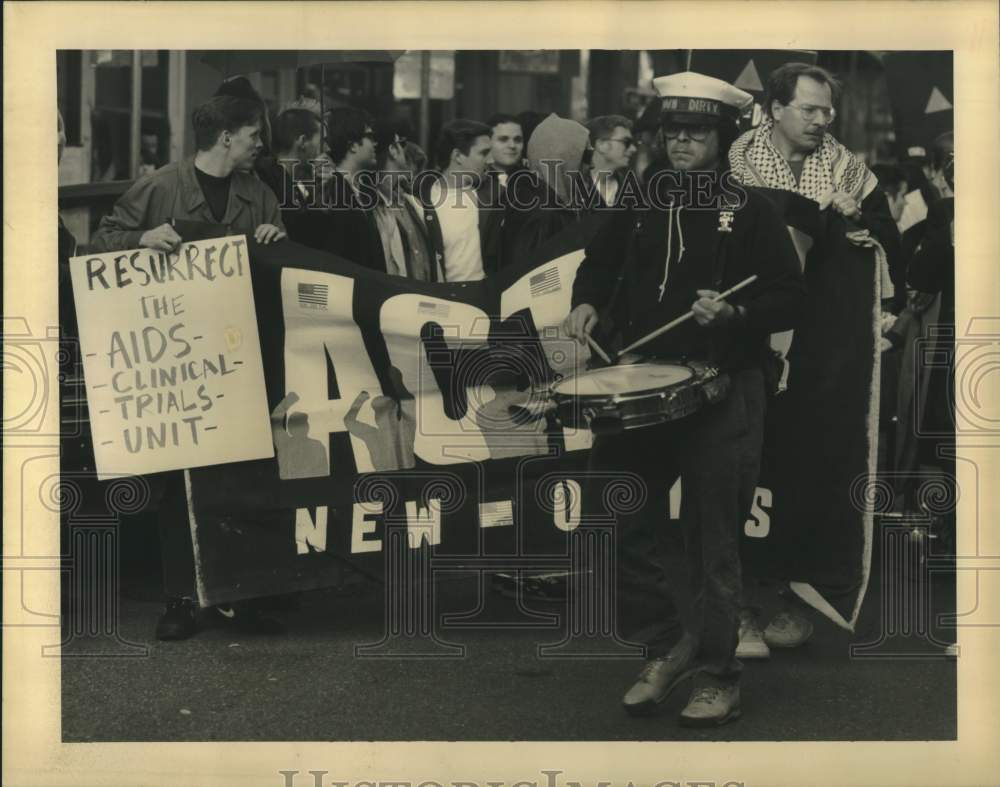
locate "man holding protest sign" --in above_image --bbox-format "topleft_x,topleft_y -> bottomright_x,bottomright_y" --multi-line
90,94 -> 288,640
91,95 -> 286,256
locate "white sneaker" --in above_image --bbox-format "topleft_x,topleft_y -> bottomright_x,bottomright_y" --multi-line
763,610 -> 814,648
735,614 -> 770,659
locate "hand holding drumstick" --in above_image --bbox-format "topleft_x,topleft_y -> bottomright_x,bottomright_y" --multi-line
562,304 -> 613,364
619,275 -> 758,356
563,275 -> 757,363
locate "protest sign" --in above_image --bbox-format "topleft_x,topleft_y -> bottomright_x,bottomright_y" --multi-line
69,235 -> 273,479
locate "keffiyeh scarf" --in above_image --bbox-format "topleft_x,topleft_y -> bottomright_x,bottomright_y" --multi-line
728,118 -> 891,299
728,118 -> 878,204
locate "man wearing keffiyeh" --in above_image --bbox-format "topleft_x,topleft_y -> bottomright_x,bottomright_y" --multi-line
729,62 -> 900,287
728,63 -> 901,660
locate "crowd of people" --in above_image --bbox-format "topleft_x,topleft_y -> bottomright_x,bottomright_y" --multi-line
59,61 -> 957,729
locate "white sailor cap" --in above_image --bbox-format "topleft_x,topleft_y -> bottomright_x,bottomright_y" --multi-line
652,71 -> 754,122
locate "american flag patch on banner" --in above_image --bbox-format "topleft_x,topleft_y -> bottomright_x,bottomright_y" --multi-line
479,500 -> 514,529
529,267 -> 560,297
298,282 -> 328,309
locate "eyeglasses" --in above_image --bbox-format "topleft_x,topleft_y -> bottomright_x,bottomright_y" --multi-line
662,124 -> 714,142
603,136 -> 636,148
785,103 -> 836,123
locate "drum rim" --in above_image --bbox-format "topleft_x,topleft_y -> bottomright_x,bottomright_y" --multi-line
550,361 -> 695,400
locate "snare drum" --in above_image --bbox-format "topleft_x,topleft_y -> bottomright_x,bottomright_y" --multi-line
550,361 -> 730,434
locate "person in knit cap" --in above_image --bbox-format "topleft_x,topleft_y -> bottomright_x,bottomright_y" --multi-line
563,72 -> 806,727
501,112 -> 593,265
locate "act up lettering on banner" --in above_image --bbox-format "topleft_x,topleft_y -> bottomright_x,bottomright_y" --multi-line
379,292 -> 494,464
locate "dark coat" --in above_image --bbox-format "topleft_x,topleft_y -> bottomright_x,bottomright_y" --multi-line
257,158 -> 330,253
318,171 -> 386,272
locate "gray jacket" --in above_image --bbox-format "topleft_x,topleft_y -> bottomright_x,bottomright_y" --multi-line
91,156 -> 284,252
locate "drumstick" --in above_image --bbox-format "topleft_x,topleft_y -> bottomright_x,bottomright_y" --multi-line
618,275 -> 759,356
586,334 -> 613,364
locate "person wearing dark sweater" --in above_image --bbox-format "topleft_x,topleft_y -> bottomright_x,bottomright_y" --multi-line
563,73 -> 806,728
260,106 -> 328,251
319,107 -> 387,272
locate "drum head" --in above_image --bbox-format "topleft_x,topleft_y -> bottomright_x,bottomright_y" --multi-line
553,363 -> 693,396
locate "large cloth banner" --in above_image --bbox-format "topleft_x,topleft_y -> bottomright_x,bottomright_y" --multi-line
182,207 -> 877,630
742,188 -> 880,628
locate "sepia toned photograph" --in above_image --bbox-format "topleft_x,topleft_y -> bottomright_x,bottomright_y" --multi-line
5,2 -> 999,786
54,44 -> 957,740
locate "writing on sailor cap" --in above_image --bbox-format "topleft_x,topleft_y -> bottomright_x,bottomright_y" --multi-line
652,71 -> 754,121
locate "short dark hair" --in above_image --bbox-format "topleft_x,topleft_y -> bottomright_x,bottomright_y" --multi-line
587,115 -> 633,145
325,106 -> 375,164
214,76 -> 263,104
764,62 -> 841,118
214,77 -> 271,150
191,96 -> 262,152
486,113 -> 521,131
272,108 -> 320,155
434,119 -> 492,170
374,120 -> 413,170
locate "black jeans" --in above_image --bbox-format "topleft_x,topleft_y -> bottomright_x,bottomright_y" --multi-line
588,367 -> 766,683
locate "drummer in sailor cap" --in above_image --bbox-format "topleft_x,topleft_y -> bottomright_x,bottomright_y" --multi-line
562,72 -> 806,727
654,70 -> 754,124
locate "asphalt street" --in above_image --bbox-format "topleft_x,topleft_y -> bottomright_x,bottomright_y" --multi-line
62,534 -> 957,743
